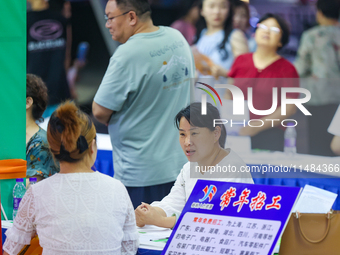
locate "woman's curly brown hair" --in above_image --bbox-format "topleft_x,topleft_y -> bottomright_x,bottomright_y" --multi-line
26,74 -> 48,122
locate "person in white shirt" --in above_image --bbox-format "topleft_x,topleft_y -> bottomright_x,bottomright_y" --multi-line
135,102 -> 253,229
3,101 -> 138,255
328,105 -> 340,155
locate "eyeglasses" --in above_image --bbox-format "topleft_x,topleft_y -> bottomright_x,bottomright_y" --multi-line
104,11 -> 130,24
257,23 -> 281,34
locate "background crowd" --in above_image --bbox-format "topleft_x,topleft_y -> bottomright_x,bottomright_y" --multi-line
2,0 -> 340,253
26,0 -> 340,156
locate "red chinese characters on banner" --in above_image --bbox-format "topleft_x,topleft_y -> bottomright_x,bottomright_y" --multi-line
192,217 -> 221,225
265,195 -> 282,210
233,188 -> 251,212
211,186 -> 282,212
249,191 -> 267,211
220,187 -> 236,211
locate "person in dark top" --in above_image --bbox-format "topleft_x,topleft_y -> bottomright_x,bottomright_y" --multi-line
27,0 -> 71,117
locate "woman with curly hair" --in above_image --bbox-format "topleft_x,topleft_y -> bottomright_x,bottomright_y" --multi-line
26,74 -> 59,182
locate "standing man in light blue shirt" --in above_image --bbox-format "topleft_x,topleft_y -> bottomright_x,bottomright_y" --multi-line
92,0 -> 195,208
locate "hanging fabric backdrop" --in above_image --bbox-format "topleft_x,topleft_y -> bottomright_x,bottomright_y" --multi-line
0,0 -> 26,220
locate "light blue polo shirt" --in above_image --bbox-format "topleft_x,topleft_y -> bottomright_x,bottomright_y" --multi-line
94,26 -> 195,187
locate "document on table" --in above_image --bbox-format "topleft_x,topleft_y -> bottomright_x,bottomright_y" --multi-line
293,185 -> 337,213
1,220 -> 13,229
138,225 -> 172,251
96,133 -> 113,150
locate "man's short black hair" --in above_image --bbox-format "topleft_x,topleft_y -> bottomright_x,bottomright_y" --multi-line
317,0 -> 340,19
115,0 -> 151,17
258,13 -> 290,50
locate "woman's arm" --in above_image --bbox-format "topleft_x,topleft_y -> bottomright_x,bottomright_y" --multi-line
211,31 -> 247,80
230,29 -> 249,58
135,203 -> 177,229
223,82 -> 234,99
121,187 -> 139,255
331,136 -> 340,155
3,189 -> 36,255
135,167 -> 188,229
211,65 -> 229,79
239,104 -> 297,137
294,32 -> 312,78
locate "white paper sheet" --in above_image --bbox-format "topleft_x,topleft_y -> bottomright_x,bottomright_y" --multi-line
138,225 -> 172,250
38,117 -> 49,131
293,185 -> 337,213
96,133 -> 112,150
1,220 -> 13,229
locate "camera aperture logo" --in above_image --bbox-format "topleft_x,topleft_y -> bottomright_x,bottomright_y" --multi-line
197,83 -> 312,128
197,82 -> 223,108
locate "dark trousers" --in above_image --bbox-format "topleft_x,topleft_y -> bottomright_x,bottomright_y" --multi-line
126,181 -> 175,209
